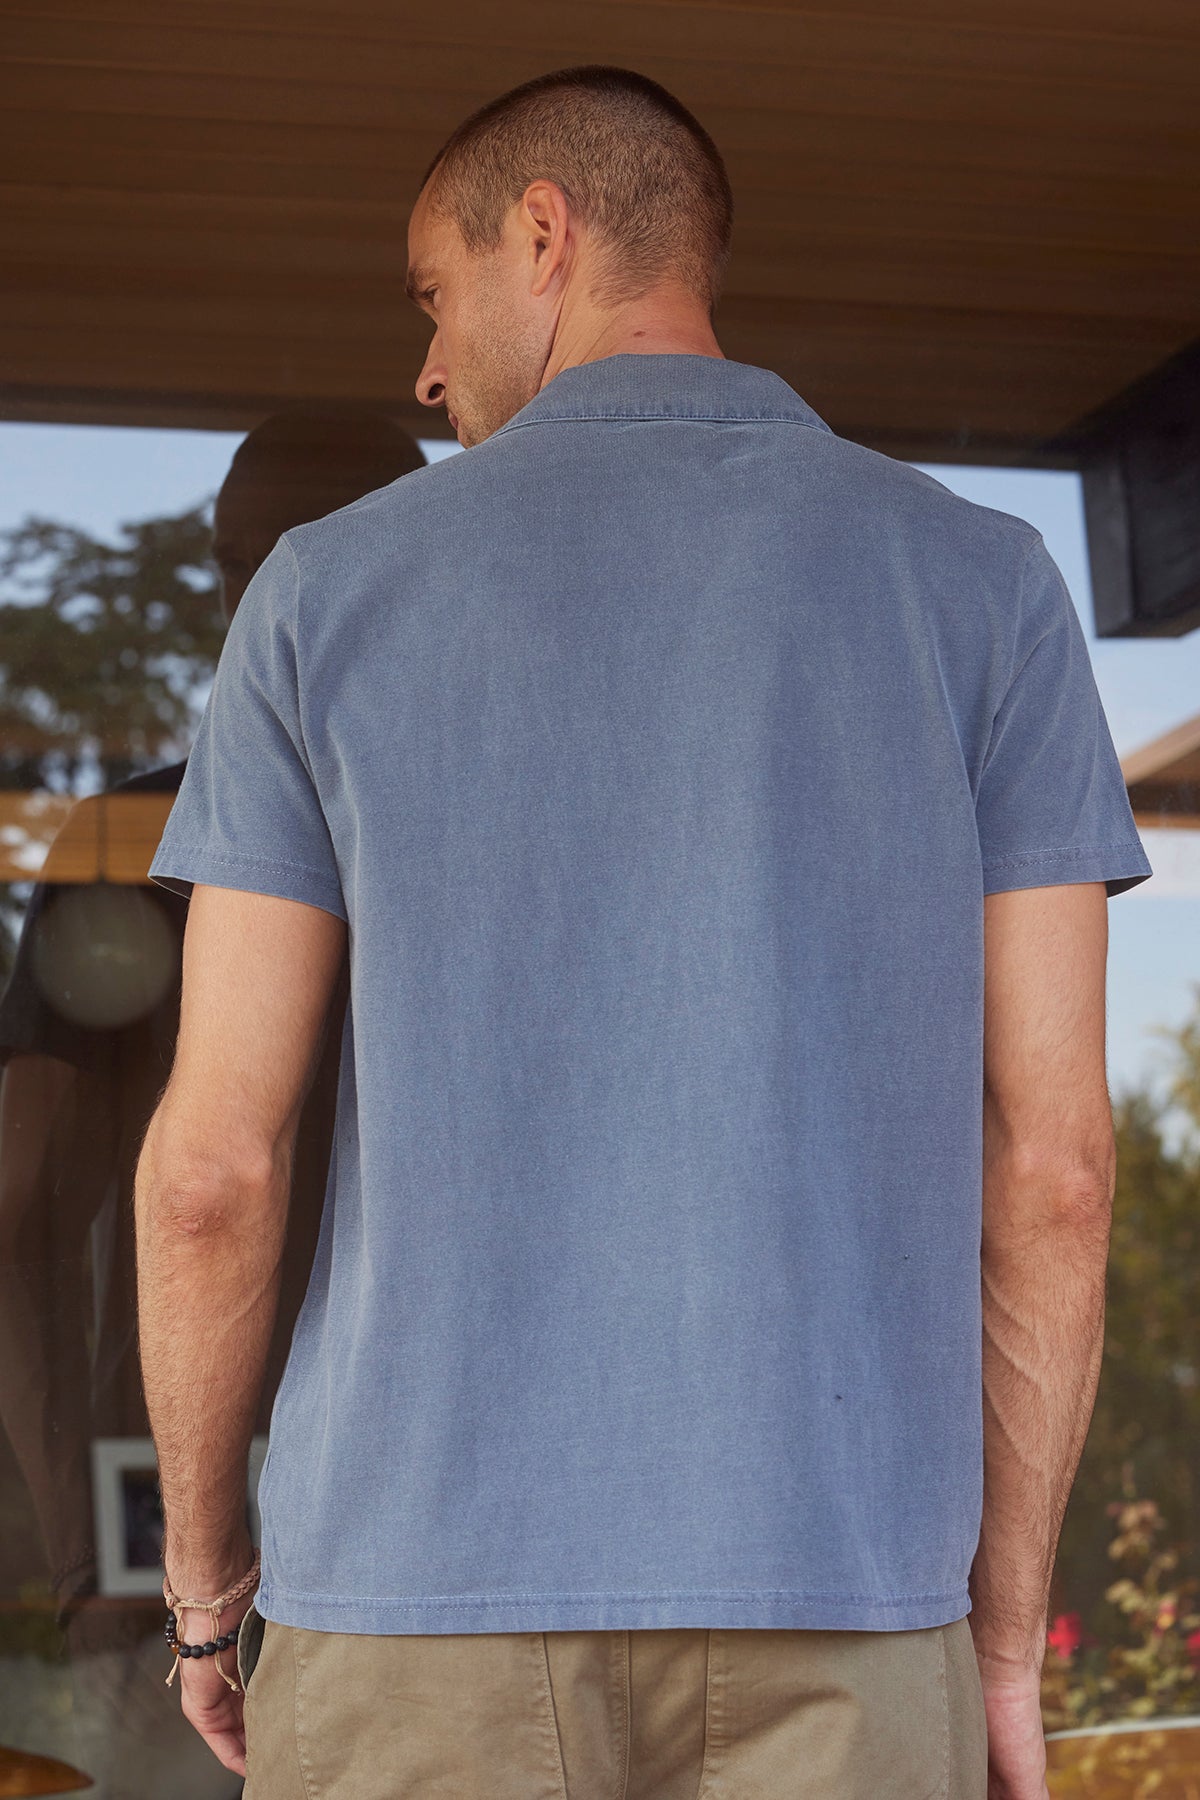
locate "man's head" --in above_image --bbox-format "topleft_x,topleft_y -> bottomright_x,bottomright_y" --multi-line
213,408 -> 427,620
407,65 -> 734,447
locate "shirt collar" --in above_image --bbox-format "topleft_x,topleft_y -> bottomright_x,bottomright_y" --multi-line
490,352 -> 833,438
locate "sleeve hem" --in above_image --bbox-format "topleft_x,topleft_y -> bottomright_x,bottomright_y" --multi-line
982,841 -> 1153,900
148,848 -> 348,924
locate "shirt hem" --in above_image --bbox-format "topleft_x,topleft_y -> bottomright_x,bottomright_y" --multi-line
254,1581 -> 971,1635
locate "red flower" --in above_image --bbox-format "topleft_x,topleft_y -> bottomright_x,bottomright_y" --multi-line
1186,1629 -> 1200,1669
1047,1613 -> 1083,1659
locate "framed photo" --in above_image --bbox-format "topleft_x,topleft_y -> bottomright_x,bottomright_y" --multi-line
91,1436 -> 268,1597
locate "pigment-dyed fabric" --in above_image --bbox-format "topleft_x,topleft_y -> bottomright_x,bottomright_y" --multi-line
149,352 -> 1153,1635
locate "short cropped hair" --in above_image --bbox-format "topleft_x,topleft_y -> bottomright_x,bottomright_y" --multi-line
419,65 -> 734,316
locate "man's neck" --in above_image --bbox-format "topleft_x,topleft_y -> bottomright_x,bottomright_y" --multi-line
540,300 -> 725,389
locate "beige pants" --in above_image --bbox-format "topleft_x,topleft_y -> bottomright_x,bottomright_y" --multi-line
237,1601 -> 987,1799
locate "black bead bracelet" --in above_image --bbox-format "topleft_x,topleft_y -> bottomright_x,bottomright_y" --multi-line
165,1609 -> 241,1658
162,1548 -> 261,1691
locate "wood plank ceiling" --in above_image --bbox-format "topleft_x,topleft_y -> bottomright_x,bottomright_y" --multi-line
2,0 -> 1198,462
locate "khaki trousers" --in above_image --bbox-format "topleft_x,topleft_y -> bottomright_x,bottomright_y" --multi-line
237,1601 -> 987,1799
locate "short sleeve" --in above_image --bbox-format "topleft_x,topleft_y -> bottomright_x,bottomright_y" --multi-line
148,537 -> 347,922
975,533 -> 1153,900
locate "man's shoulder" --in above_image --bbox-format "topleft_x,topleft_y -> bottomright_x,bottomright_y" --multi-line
281,414 -> 1040,593
818,432 -> 1041,572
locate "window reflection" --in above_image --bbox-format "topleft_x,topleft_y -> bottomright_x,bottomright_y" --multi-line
0,410 -> 422,1793
0,427 -> 1197,1794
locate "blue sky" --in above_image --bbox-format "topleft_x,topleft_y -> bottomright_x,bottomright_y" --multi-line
1,420 -> 1197,1120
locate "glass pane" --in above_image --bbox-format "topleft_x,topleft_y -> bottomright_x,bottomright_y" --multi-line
0,421 -> 425,1793
1,428 -> 1198,1794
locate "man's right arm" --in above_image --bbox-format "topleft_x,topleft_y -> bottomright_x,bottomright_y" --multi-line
970,879 -> 1116,1795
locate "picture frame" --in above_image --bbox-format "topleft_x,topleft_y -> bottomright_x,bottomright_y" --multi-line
91,1435 -> 268,1597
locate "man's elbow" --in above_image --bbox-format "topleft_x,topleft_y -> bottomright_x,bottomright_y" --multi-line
1045,1159 -> 1116,1227
135,1120 -> 277,1237
986,1138 -> 1117,1242
1020,1126 -> 1117,1212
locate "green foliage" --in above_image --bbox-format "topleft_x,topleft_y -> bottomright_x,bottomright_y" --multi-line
1042,1474 -> 1200,1731
0,504 -> 225,974
0,505 -> 224,794
1046,984 -> 1200,1725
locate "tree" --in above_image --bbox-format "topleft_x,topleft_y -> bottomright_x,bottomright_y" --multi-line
1052,983 -> 1200,1653
0,505 -> 223,975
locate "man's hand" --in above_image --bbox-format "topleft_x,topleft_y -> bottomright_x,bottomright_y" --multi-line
169,1539 -> 259,1778
172,1591 -> 257,1771
974,1646 -> 1050,1800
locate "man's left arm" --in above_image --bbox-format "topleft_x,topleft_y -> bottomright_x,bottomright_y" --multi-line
135,880 -> 346,1773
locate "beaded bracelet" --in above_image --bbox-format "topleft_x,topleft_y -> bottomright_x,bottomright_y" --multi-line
163,1548 -> 261,1692
164,1610 -> 241,1680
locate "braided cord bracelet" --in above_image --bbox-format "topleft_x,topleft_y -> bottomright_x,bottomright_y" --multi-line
163,1549 -> 261,1691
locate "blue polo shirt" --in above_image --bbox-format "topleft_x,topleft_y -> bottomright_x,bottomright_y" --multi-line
149,352 -> 1152,1634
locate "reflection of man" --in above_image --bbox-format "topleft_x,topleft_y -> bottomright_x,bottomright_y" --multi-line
210,411 -> 424,619
140,64 -> 1152,1800
0,408 -> 423,1786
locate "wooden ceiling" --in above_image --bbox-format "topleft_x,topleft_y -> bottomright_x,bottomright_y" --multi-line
3,0 -> 1199,462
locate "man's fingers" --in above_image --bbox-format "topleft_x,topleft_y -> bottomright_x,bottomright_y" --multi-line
184,1720 -> 247,1778
179,1677 -> 248,1774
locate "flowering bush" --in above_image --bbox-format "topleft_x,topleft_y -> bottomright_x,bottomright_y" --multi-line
1040,1465 -> 1200,1732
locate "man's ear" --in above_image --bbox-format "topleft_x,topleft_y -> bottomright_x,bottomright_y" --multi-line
521,180 -> 573,298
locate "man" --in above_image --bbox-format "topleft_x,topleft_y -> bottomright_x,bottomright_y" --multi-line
0,406 -> 422,1790
139,65 -> 1152,1800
